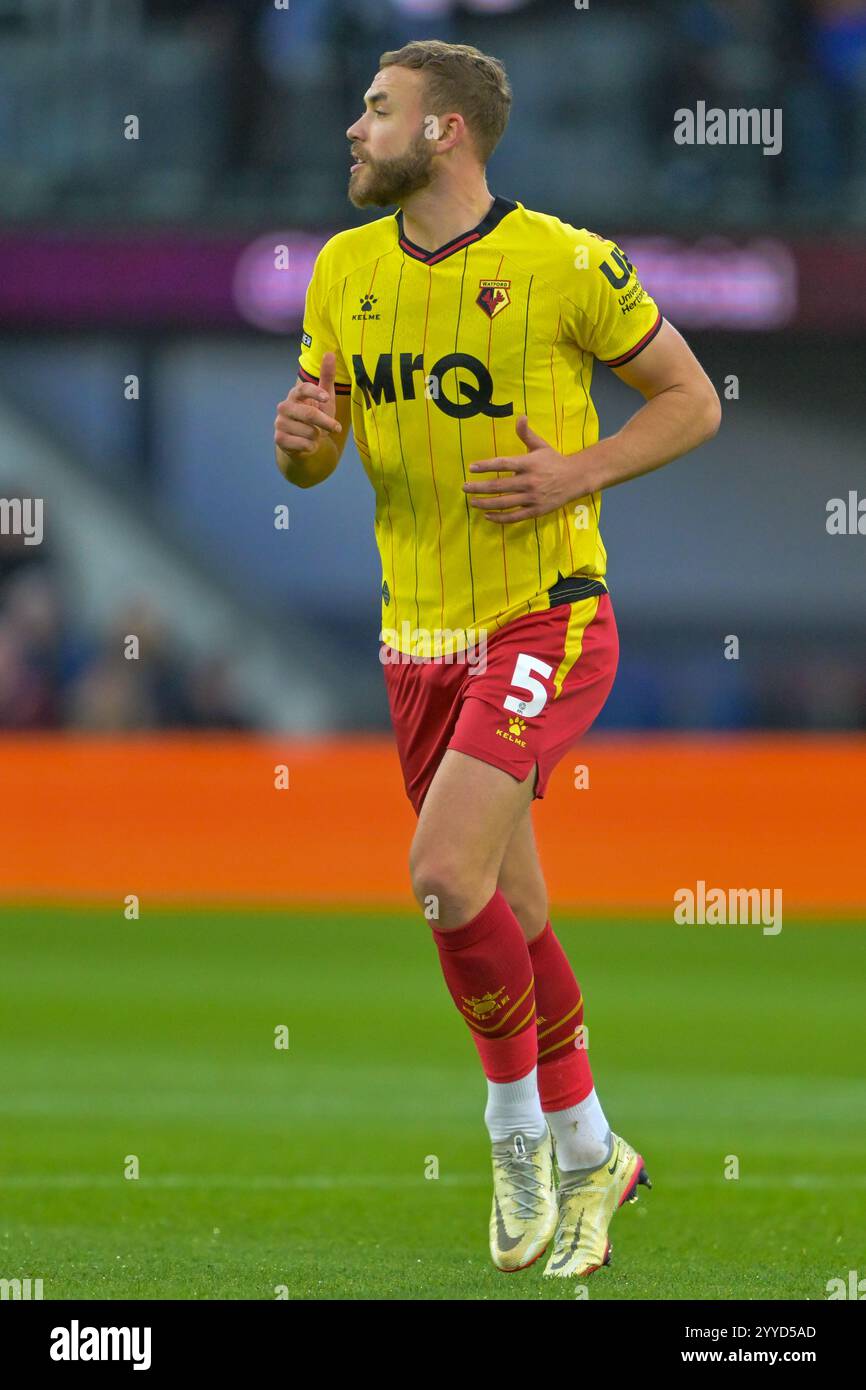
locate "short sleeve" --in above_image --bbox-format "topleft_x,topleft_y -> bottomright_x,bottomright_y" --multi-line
297,247 -> 352,395
566,231 -> 663,367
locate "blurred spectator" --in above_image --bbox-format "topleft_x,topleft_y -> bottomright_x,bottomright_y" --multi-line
61,599 -> 253,732
0,620 -> 54,728
65,653 -> 159,731
184,655 -> 250,731
0,497 -> 251,732
795,0 -> 866,217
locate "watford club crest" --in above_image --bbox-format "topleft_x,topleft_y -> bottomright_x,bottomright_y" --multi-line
476,279 -> 511,319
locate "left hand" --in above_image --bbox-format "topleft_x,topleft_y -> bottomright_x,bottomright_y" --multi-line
462,417 -> 595,523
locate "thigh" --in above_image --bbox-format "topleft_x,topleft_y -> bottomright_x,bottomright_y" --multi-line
381,645 -> 467,814
413,746 -> 537,888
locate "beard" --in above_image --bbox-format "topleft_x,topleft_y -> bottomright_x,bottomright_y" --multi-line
348,133 -> 435,208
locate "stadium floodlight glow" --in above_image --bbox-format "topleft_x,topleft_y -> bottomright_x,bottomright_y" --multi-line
623,237 -> 798,330
232,233 -> 325,334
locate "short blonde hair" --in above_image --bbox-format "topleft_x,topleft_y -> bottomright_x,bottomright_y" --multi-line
378,39 -> 512,165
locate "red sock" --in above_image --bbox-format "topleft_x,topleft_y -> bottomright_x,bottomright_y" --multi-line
528,920 -> 594,1110
430,889 -> 537,1083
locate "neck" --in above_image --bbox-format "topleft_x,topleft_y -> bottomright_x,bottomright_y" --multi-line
399,180 -> 494,253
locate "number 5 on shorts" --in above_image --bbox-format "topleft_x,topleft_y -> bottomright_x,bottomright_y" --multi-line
503,652 -> 553,718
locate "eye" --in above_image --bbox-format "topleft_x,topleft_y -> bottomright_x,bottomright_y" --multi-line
375,109 -> 388,117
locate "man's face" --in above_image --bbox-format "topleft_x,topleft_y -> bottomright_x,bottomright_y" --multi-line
346,67 -> 437,208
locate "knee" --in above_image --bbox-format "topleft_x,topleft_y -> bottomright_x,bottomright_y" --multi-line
409,840 -> 494,922
409,843 -> 465,908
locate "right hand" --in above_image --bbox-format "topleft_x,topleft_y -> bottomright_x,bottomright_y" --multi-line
274,352 -> 343,458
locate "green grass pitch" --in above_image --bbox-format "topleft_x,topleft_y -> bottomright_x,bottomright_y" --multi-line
1,906 -> 863,1300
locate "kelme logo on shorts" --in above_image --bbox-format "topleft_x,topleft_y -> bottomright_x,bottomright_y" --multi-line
352,351 -> 513,420
496,715 -> 527,748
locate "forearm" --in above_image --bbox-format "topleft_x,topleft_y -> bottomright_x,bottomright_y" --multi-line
570,381 -> 721,494
275,434 -> 339,489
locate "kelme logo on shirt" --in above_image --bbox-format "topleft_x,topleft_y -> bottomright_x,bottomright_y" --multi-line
352,293 -> 381,321
381,580 -> 390,605
352,351 -> 513,420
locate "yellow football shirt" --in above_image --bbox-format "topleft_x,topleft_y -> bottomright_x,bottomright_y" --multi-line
297,195 -> 662,657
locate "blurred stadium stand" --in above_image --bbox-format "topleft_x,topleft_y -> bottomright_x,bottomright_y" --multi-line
3,0 -> 865,229
1,0 -> 865,730
0,398 -> 363,730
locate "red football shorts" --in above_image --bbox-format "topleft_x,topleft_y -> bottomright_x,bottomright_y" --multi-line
381,593 -> 619,814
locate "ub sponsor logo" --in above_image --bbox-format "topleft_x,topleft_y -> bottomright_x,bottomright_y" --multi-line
618,279 -> 646,316
598,245 -> 634,289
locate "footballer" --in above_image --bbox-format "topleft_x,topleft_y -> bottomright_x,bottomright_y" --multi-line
274,40 -> 720,1278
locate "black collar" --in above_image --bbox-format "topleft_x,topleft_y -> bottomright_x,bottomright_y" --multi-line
395,195 -> 518,265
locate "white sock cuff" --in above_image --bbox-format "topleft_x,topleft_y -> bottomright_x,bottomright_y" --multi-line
488,1067 -> 538,1106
